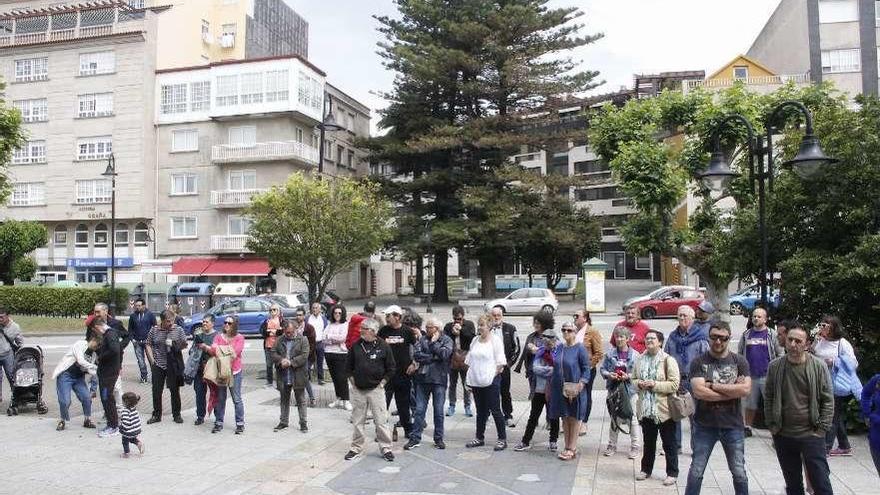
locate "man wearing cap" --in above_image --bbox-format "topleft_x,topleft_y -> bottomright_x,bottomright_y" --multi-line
737,307 -> 780,437
378,304 -> 417,439
694,301 -> 716,336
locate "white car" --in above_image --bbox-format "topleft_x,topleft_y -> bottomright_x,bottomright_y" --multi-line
484,288 -> 558,315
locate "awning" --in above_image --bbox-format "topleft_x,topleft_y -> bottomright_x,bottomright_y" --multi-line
201,258 -> 270,276
171,257 -> 271,276
170,258 -> 214,276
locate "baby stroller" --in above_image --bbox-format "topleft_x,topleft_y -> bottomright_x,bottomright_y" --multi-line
6,345 -> 48,416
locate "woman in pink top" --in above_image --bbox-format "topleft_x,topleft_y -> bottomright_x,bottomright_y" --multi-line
202,316 -> 245,434
324,304 -> 351,411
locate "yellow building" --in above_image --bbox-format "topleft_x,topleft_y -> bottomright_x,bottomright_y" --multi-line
683,54 -> 810,95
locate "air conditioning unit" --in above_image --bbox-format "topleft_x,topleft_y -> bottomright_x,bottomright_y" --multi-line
202,32 -> 213,44
219,33 -> 235,48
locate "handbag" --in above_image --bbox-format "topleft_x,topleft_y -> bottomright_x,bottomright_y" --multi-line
832,340 -> 863,397
606,382 -> 633,434
1,327 -> 20,354
664,357 -> 695,421
451,349 -> 468,370
561,347 -> 581,400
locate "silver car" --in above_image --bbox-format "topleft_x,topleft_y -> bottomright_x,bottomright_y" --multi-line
484,288 -> 558,315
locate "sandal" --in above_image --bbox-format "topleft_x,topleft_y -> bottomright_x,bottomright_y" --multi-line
557,449 -> 575,460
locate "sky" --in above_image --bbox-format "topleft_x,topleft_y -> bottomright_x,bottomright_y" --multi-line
288,0 -> 784,134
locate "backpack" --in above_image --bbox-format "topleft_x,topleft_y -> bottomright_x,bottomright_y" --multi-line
606,381 -> 633,434
203,345 -> 234,386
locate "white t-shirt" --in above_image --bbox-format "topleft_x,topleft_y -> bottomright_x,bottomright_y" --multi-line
465,334 -> 507,388
308,314 -> 327,342
813,337 -> 855,368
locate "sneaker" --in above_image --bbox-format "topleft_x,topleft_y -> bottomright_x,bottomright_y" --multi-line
506,418 -> 516,428
318,380 -> 325,385
327,400 -> 339,409
548,442 -> 558,452
434,440 -> 446,450
829,448 -> 853,456
82,419 -> 96,429
464,405 -> 473,417
466,439 -> 485,448
139,378 -> 148,384
98,427 -> 118,438
120,452 -> 130,459
513,442 -> 531,452
663,476 -> 677,486
446,405 -> 456,417
635,472 -> 648,481
234,425 -> 244,435
744,427 -> 753,438
194,418 -> 204,426
494,440 -> 507,451
137,440 -> 145,455
300,423 -> 308,433
343,401 -> 353,411
146,416 -> 161,425
56,420 -> 66,431
173,416 -> 184,424
383,450 -> 395,462
403,439 -> 421,450
579,424 -> 587,436
274,423 -> 288,432
603,444 -> 616,457
628,448 -> 641,460
211,424 -> 222,434
344,450 -> 361,461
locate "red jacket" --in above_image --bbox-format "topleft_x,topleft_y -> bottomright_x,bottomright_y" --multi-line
609,319 -> 650,354
346,313 -> 368,350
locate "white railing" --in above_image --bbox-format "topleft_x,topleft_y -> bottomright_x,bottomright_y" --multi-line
211,141 -> 319,165
684,74 -> 811,92
210,235 -> 252,252
210,189 -> 267,207
0,24 -> 132,48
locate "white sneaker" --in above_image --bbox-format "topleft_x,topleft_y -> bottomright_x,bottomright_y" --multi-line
343,400 -> 353,411
663,476 -> 677,486
327,400 -> 339,409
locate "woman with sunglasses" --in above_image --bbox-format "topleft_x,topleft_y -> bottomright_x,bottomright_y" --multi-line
549,321 -> 590,461
203,316 -> 246,434
259,305 -> 285,388
812,315 -> 861,456
324,304 -> 352,410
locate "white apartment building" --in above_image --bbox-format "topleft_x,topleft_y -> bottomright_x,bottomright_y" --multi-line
0,1 -> 162,283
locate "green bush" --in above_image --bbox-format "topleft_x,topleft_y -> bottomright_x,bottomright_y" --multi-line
0,286 -> 128,317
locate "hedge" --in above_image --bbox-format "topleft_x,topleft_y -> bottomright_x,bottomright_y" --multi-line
0,286 -> 129,317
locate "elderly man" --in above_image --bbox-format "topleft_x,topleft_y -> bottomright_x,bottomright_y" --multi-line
406,316 -> 453,450
345,318 -> 396,462
737,307 -> 781,437
0,308 -> 23,403
490,306 -> 521,427
272,318 -> 310,433
693,301 -> 715,335
665,305 -> 709,452
610,305 -> 650,353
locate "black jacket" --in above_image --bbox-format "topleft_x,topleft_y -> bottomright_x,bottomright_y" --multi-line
514,331 -> 544,376
443,319 -> 476,351
346,338 -> 395,390
86,317 -> 129,353
493,321 -> 520,366
97,326 -> 123,376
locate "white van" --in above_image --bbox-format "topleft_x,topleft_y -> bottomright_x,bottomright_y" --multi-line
213,283 -> 256,299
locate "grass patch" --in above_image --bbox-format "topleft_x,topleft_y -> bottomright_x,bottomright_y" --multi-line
14,315 -> 90,335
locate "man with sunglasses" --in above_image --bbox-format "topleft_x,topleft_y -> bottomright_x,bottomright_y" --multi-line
736,307 -> 781,437
686,322 -> 751,495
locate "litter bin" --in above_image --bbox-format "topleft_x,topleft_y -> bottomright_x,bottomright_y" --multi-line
213,283 -> 255,306
174,282 -> 215,316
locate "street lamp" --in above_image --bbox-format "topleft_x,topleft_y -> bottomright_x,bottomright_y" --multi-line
698,101 -> 836,308
102,154 -> 118,314
315,93 -> 344,177
422,223 -> 433,314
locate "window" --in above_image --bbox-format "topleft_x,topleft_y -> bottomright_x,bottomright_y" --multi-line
14,57 -> 48,82
222,23 -> 237,36
348,112 -> 356,131
295,127 -> 304,143
115,223 -> 129,246
818,0 -> 859,23
79,51 -> 115,76
75,224 -> 89,247
228,215 -> 253,235
228,126 -> 256,146
574,159 -> 609,174
77,136 -> 113,160
12,140 -> 46,164
228,170 -> 256,190
75,179 -> 112,204
13,98 -> 48,122
171,173 -> 198,195
134,222 -> 149,246
93,223 -> 108,247
190,81 -> 210,111
77,93 -> 113,118
160,83 -> 187,114
297,71 -> 322,112
509,288 -> 529,299
635,254 -> 652,270
240,72 -> 262,104
216,75 -> 238,106
336,144 -> 344,164
576,186 -> 619,201
170,216 -> 197,238
821,49 -> 861,73
733,66 -> 749,79
201,19 -> 210,39
265,70 -> 289,102
54,225 -> 68,246
10,182 -> 45,206
876,0 -> 880,26
171,129 -> 199,152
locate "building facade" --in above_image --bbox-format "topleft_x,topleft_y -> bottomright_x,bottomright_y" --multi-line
0,0 -> 161,283
747,0 -> 879,96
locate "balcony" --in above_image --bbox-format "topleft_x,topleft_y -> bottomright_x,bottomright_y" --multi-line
210,235 -> 252,253
210,189 -> 267,208
0,12 -> 143,49
211,141 -> 319,165
683,74 -> 811,95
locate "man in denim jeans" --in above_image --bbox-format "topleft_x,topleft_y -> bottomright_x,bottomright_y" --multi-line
405,316 -> 453,450
685,321 -> 751,495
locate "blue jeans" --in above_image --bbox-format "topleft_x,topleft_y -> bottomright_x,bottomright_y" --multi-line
472,375 -> 506,442
263,348 -> 274,385
871,443 -> 880,478
214,372 -> 244,427
131,341 -> 148,381
410,381 -> 446,443
193,373 -> 208,420
313,341 -> 325,381
685,424 -> 748,495
0,352 -> 14,394
56,370 -> 92,421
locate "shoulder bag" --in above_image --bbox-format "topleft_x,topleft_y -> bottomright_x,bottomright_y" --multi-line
664,357 -> 694,421
562,347 -> 581,400
1,327 -> 20,354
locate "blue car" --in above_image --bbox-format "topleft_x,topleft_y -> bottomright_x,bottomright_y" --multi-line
181,297 -> 298,336
728,285 -> 780,317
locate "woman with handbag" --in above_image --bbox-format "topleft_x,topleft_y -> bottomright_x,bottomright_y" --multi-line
144,310 -> 187,424
549,321 -> 590,461
633,329 -> 681,486
202,316 -> 246,434
464,314 -> 508,451
514,328 -> 561,453
600,326 -> 641,459
812,315 -> 861,456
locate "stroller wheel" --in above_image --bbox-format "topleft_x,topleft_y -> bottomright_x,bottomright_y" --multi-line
8,406 -> 17,416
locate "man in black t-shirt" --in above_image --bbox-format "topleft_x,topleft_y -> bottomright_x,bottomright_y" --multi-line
686,321 -> 751,495
378,304 -> 416,438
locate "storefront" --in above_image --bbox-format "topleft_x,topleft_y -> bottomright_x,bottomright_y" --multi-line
66,257 -> 134,283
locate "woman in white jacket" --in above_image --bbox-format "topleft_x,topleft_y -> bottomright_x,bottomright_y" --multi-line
52,336 -> 100,431
465,314 -> 508,451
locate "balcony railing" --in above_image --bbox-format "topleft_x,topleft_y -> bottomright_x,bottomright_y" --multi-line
210,235 -> 252,252
210,189 -> 267,208
0,24 -> 136,48
211,141 -> 319,165
683,74 -> 811,93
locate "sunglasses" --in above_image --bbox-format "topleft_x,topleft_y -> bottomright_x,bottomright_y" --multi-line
561,328 -> 575,333
224,321 -> 234,325
709,334 -> 730,342
818,323 -> 830,328
270,308 -> 279,312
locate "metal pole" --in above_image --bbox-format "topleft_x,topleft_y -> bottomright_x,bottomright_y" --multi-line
110,160 -> 117,314
318,122 -> 325,177
757,152 -> 768,309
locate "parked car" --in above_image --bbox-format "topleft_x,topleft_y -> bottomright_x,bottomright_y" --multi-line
728,285 -> 780,317
627,286 -> 705,320
623,285 -> 696,309
260,290 -> 343,313
484,288 -> 558,315
182,297 -> 298,336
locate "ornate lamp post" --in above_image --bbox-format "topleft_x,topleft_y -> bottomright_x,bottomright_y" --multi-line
102,154 -> 118,313
315,94 -> 344,177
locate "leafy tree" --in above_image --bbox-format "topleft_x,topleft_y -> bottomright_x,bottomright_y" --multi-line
246,174 -> 393,304
0,221 -> 47,285
0,78 -> 26,203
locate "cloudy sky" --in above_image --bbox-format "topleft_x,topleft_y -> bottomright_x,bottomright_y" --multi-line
288,0 -> 783,133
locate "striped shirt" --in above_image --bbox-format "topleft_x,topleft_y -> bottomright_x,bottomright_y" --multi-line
146,325 -> 187,370
118,406 -> 142,438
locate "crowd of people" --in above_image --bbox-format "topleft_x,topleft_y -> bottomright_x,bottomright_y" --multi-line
0,299 -> 878,492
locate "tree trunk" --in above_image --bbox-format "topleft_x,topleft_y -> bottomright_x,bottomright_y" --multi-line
414,257 -> 424,295
479,256 -> 497,298
432,249 -> 449,303
699,271 -> 731,323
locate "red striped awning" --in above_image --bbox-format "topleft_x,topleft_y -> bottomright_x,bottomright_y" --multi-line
201,258 -> 270,276
170,257 -> 214,276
